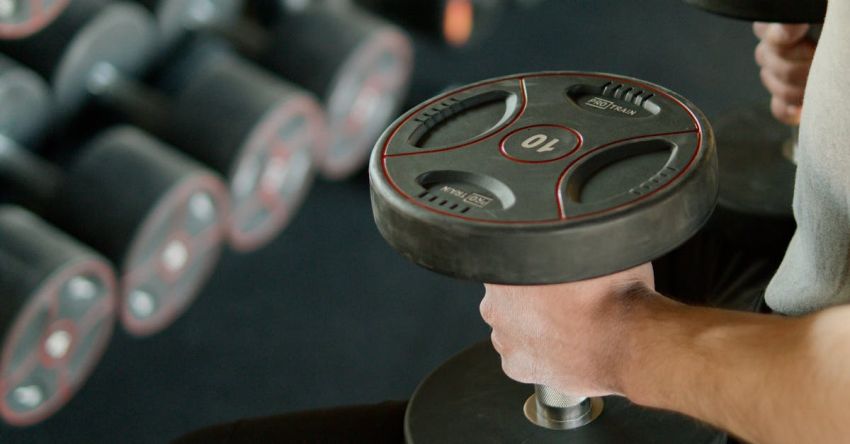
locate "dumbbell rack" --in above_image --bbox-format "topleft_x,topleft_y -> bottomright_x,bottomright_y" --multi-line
0,0 -> 501,427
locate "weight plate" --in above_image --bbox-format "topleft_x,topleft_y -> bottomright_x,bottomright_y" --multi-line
58,127 -> 229,337
261,6 -> 413,180
165,41 -> 326,251
51,1 -> 156,119
715,105 -> 795,217
370,72 -> 717,284
120,171 -> 226,335
323,24 -> 412,178
0,53 -> 49,144
405,341 -> 726,444
683,0 -> 827,23
0,206 -> 115,426
226,95 -> 323,250
0,0 -> 69,39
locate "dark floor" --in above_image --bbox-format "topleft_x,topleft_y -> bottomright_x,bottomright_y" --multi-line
0,1 -> 768,442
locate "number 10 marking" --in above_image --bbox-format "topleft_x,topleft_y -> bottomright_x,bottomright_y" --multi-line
521,134 -> 559,153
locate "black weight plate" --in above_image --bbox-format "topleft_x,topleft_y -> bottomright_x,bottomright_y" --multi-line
261,6 -> 413,179
323,22 -> 412,179
683,0 -> 826,23
0,0 -> 69,39
50,0 -> 156,119
406,341 -> 726,444
164,40 -> 325,251
0,206 -> 115,426
370,72 -> 717,284
0,53 -> 49,144
57,127 -> 229,337
716,105 -> 795,217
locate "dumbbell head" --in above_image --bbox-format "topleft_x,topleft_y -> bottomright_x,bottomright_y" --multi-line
370,72 -> 720,442
262,4 -> 413,179
160,37 -> 325,251
0,53 -> 49,144
135,0 -> 244,47
0,0 -> 69,39
0,0 -> 157,120
683,0 -> 827,22
371,72 -> 717,284
52,127 -> 228,336
0,206 -> 115,426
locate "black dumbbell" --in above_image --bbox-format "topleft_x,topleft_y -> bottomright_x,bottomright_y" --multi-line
355,0 -> 505,48
685,0 -> 824,218
1,0 -> 326,251
0,0 -> 157,120
0,126 -> 229,336
0,205 -> 116,426
133,0 -> 244,49
229,0 -> 413,179
370,72 -> 723,442
0,0 -> 69,39
116,34 -> 326,250
0,53 -> 49,145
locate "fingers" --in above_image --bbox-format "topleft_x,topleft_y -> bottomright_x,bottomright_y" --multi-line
759,68 -> 805,106
770,96 -> 802,126
752,23 -> 815,125
496,342 -> 537,384
753,23 -> 810,45
755,42 -> 814,84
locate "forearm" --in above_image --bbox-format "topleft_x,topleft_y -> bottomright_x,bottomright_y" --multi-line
621,295 -> 850,444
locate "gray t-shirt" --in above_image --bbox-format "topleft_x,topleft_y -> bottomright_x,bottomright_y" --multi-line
766,0 -> 850,314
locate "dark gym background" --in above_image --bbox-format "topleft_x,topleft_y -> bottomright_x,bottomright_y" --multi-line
1,1 -> 767,442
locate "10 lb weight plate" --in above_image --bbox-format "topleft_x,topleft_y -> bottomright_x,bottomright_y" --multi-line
371,72 -> 717,284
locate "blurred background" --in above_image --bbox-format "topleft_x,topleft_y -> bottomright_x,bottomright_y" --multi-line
0,0 -> 767,442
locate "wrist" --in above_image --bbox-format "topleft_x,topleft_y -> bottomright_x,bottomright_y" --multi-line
618,290 -> 705,408
613,286 -> 691,402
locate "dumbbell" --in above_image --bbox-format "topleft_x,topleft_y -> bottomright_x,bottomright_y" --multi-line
133,0 -> 244,49
230,0 -> 413,179
370,72 -> 724,442
0,53 -> 49,145
685,0 -> 825,217
0,0 -> 326,251
0,126 -> 229,336
354,0 -> 505,48
0,0 -> 69,39
0,207 -> 116,426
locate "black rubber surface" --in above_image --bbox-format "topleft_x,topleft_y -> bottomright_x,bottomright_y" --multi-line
406,341 -> 725,444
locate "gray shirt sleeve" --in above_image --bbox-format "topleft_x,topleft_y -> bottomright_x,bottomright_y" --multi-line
765,0 -> 850,315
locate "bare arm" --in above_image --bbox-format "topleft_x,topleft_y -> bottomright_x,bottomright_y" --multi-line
621,292 -> 850,444
483,267 -> 850,444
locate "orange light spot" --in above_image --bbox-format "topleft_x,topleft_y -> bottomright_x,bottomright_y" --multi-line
443,0 -> 474,47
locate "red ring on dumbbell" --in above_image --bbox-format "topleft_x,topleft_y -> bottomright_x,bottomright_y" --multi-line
0,257 -> 115,426
0,0 -> 71,40
119,173 -> 227,336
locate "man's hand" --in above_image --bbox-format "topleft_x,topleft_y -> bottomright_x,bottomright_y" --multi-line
480,263 -> 664,397
753,23 -> 816,125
